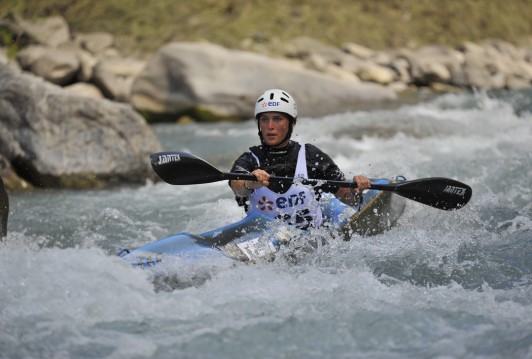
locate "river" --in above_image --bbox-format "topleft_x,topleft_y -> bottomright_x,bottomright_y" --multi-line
1,89 -> 531,358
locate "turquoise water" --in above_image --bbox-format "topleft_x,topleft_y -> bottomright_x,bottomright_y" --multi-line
2,90 -> 531,358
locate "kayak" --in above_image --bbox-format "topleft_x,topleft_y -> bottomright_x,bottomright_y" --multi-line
118,150 -> 472,272
118,176 -> 407,267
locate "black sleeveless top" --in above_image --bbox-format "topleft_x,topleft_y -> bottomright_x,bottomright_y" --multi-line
229,141 -> 345,207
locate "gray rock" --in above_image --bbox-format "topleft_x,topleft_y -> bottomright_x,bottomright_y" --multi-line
0,47 -> 7,64
0,153 -> 31,191
16,45 -> 47,69
92,58 -> 146,102
10,14 -> 71,47
64,82 -> 104,99
0,64 -> 161,188
460,42 -> 508,89
404,45 -> 464,86
75,32 -> 115,55
342,43 -> 376,60
356,63 -> 396,84
30,47 -> 81,85
131,42 -> 397,121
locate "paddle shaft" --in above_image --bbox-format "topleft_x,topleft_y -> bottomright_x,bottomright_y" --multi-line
223,172 -> 471,210
224,172 -> 436,192
222,172 -> 358,188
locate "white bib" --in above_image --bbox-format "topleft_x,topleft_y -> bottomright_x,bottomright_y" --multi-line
247,144 -> 323,228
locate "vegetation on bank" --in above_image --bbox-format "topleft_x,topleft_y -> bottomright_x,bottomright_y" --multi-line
1,0 -> 531,57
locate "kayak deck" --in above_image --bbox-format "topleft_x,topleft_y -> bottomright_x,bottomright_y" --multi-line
119,177 -> 406,267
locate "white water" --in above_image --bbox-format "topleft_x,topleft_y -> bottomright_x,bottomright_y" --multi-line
2,90 -> 531,358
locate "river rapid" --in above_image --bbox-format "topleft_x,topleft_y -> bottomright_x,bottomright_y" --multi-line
1,90 -> 531,358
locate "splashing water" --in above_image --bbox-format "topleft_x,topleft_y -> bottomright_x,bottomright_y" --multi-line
2,90 -> 531,358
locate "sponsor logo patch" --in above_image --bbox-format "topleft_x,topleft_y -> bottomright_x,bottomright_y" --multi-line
258,196 -> 274,211
261,101 -> 280,108
157,154 -> 181,165
443,185 -> 467,197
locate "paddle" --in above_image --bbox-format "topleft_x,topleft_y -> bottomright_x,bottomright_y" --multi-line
150,151 -> 472,211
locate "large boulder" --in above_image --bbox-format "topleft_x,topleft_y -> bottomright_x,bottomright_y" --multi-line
0,64 -> 161,189
131,42 -> 397,121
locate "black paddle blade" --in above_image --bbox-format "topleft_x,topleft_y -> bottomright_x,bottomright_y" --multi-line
150,151 -> 224,185
372,177 -> 472,211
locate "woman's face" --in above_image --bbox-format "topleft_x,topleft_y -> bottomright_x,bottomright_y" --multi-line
258,112 -> 292,147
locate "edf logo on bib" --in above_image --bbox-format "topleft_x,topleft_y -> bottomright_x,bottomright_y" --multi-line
276,191 -> 306,209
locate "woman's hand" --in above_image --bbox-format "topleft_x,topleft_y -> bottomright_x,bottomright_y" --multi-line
246,169 -> 270,189
352,175 -> 371,194
335,175 -> 371,206
230,169 -> 270,196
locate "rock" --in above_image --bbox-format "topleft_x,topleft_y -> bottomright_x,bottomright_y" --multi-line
342,42 -> 376,60
390,58 -> 411,83
483,39 -> 525,61
16,45 -> 82,85
131,42 -> 397,121
459,42 -> 509,89
30,47 -> 81,85
0,64 -> 161,188
92,58 -> 146,102
303,54 -> 360,82
75,32 -> 115,55
64,82 -> 104,99
0,154 -> 31,190
4,14 -> 532,123
505,59 -> 532,89
323,64 -> 361,82
16,45 -> 47,69
387,81 -> 410,93
76,48 -> 98,82
0,47 -> 7,64
10,14 -> 71,47
404,45 -> 464,86
356,63 -> 396,84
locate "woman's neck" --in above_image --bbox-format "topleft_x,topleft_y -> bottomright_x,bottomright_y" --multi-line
264,141 -> 292,156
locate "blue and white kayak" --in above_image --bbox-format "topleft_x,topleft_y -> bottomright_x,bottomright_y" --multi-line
118,177 -> 407,268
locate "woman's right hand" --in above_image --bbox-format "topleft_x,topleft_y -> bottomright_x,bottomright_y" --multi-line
246,169 -> 270,189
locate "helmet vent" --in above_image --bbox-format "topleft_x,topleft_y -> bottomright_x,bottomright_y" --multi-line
282,92 -> 290,98
281,97 -> 289,103
269,93 -> 274,100
257,97 -> 264,103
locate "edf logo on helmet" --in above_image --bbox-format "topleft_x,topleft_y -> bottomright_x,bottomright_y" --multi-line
262,101 -> 280,108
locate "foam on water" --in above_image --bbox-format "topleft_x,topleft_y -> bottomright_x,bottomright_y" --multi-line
1,90 -> 531,358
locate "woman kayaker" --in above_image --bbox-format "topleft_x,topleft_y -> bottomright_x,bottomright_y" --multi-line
229,89 -> 371,229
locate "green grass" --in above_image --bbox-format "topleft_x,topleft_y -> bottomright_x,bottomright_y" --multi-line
2,0 -> 531,57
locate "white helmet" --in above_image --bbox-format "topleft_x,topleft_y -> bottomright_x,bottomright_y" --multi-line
254,89 -> 297,120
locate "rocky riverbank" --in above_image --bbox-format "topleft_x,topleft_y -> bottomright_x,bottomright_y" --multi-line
1,14 -> 532,190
